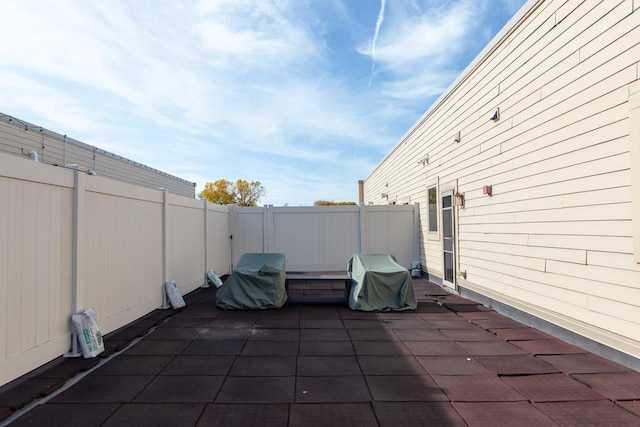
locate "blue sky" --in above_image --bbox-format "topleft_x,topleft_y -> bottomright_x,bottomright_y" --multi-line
0,0 -> 527,205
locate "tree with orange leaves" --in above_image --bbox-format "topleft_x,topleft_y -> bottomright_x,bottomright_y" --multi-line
198,179 -> 264,206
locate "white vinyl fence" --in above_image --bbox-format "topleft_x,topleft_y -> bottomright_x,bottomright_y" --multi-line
231,204 -> 420,271
0,152 -> 419,386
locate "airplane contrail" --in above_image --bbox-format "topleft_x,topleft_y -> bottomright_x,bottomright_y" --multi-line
368,0 -> 386,87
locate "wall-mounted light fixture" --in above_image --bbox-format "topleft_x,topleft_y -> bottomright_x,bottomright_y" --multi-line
417,154 -> 429,166
453,131 -> 461,143
381,193 -> 388,199
483,185 -> 492,196
490,108 -> 500,122
454,191 -> 465,208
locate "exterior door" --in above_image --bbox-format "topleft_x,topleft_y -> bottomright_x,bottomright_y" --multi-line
442,191 -> 456,288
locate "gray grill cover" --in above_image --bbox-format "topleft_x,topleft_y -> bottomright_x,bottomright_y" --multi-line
216,253 -> 287,310
348,253 -> 417,311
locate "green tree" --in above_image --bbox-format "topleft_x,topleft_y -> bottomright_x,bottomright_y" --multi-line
199,179 -> 265,206
313,200 -> 357,206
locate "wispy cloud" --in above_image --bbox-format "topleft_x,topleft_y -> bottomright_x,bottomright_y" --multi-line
192,0 -> 318,70
356,0 -> 493,103
368,0 -> 387,87
361,1 -> 487,66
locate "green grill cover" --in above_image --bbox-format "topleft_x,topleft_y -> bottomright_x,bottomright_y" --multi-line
216,253 -> 287,310
348,253 -> 417,311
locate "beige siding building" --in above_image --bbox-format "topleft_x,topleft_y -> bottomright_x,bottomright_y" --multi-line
363,0 -> 640,367
0,113 -> 196,198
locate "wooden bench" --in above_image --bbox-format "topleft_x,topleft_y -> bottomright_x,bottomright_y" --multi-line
285,273 -> 351,304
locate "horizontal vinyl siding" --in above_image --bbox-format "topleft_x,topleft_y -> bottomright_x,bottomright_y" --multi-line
364,0 -> 640,358
0,117 -> 195,198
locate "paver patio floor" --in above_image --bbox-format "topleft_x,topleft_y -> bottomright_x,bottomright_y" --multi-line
2,279 -> 639,426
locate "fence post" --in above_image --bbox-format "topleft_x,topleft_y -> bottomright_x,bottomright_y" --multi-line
162,189 -> 169,283
263,205 -> 268,253
71,169 -> 85,313
359,204 -> 366,253
159,189 -> 170,308
229,205 -> 236,270
269,204 -> 274,253
413,203 -> 421,263
202,199 -> 209,287
65,169 -> 85,357
263,204 -> 274,253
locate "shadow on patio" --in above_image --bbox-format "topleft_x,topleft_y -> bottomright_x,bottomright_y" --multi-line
2,278 -> 640,426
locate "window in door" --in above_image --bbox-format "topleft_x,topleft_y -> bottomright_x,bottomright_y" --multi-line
428,185 -> 437,233
442,192 -> 455,285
